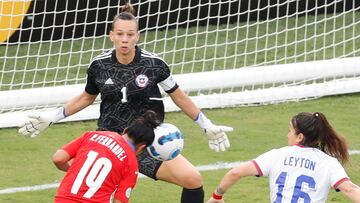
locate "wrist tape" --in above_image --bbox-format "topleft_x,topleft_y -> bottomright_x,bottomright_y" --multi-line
212,192 -> 223,200
194,112 -> 212,129
53,107 -> 67,122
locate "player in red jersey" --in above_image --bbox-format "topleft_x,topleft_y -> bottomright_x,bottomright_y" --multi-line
52,111 -> 159,203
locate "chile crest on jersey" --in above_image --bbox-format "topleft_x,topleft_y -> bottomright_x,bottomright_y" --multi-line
135,74 -> 149,88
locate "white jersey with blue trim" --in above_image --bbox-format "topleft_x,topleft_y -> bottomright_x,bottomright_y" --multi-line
253,145 -> 349,203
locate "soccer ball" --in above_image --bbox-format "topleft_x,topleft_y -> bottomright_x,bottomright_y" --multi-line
147,123 -> 184,161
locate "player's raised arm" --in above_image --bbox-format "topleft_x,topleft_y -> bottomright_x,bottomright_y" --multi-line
207,162 -> 258,203
168,88 -> 233,152
336,180 -> 360,202
18,91 -> 97,138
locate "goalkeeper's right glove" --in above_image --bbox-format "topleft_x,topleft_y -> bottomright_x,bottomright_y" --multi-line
18,107 -> 66,138
194,112 -> 233,152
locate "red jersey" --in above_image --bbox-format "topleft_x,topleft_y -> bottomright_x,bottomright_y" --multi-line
54,131 -> 139,203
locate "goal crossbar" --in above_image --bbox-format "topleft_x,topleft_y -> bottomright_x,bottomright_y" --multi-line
1,57 -> 359,128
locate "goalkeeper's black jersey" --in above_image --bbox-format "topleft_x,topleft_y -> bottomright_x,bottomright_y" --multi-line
85,46 -> 178,133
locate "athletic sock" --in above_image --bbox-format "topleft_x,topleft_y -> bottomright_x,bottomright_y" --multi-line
180,186 -> 204,203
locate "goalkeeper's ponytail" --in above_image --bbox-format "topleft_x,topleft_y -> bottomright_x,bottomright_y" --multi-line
291,112 -> 349,164
111,2 -> 138,31
121,2 -> 136,15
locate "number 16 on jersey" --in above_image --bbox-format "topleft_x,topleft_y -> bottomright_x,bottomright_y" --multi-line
274,172 -> 316,203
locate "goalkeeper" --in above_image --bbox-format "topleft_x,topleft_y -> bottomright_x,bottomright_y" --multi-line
18,3 -> 233,203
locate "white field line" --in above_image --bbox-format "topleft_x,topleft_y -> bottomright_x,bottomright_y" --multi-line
1,150 -> 359,195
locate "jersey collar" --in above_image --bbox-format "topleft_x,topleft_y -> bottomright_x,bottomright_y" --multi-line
111,46 -> 141,64
293,144 -> 305,148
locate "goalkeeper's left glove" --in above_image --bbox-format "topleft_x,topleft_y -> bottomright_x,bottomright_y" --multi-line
195,112 -> 233,152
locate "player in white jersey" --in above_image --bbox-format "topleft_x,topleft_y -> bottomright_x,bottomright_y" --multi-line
208,112 -> 360,203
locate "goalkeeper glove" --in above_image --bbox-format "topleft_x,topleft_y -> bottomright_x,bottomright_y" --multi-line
195,112 -> 233,152
18,107 -> 67,138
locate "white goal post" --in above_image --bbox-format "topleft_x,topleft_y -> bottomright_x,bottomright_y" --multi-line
1,0 -> 360,128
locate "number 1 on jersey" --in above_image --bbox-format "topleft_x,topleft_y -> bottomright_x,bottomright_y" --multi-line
71,150 -> 112,198
121,87 -> 127,103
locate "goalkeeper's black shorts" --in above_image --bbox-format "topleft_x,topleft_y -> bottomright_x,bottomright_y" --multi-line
137,149 -> 163,180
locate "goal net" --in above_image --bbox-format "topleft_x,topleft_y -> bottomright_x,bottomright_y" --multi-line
1,0 -> 360,127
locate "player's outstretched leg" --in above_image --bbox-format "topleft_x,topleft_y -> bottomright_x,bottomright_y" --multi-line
156,154 -> 204,203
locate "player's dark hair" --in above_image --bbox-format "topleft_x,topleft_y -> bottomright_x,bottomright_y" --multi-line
124,110 -> 160,147
291,112 -> 349,164
111,2 -> 138,31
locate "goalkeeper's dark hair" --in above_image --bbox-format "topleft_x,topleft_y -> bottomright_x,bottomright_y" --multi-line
111,2 -> 138,31
291,112 -> 349,164
124,110 -> 160,147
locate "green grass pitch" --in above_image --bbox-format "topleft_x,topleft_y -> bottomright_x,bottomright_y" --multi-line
0,94 -> 359,202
